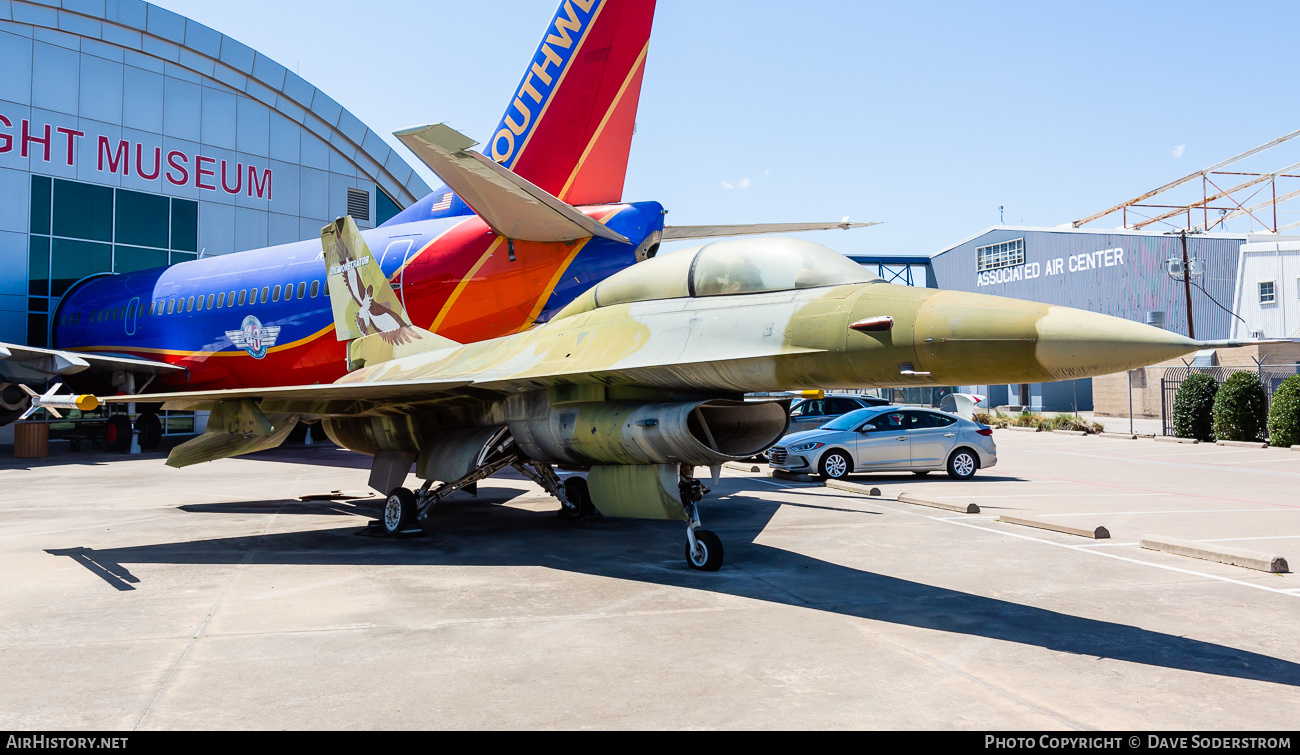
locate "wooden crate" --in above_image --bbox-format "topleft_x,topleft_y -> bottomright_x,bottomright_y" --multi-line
14,422 -> 49,459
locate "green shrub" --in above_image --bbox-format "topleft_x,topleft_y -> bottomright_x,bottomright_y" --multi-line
1211,372 -> 1268,442
1267,375 -> 1300,448
1043,415 -> 1106,434
1011,412 -> 1044,429
1173,372 -> 1218,441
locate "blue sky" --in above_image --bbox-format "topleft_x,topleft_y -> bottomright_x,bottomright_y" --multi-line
155,0 -> 1300,257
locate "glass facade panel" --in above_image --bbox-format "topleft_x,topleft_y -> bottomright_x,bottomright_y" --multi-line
27,312 -> 48,348
171,200 -> 198,252
51,238 -> 112,296
52,180 -> 114,242
170,251 -> 197,264
115,190 -> 170,249
30,176 -> 52,235
28,236 -> 50,296
115,245 -> 169,274
377,188 -> 402,225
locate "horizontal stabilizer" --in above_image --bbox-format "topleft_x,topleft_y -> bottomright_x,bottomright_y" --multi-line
662,221 -> 879,241
394,123 -> 630,244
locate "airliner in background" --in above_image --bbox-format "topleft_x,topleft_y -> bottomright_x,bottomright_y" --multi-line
0,0 -> 872,449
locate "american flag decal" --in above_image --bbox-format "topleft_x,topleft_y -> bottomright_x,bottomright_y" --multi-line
431,193 -> 453,211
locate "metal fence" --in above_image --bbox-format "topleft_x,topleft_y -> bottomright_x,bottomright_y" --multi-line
1160,364 -> 1300,436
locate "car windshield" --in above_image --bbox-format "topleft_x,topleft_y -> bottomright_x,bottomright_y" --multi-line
820,407 -> 878,431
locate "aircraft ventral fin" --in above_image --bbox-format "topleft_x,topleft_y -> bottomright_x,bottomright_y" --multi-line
661,221 -> 879,241
393,123 -> 630,244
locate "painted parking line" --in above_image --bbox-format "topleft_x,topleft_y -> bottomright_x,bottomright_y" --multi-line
877,501 -> 1300,598
1038,508 -> 1294,517
931,493 -> 1172,499
1216,457 -> 1300,465
1192,535 -> 1300,543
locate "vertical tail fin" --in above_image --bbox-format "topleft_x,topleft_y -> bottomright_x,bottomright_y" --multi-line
321,216 -> 457,369
487,0 -> 656,206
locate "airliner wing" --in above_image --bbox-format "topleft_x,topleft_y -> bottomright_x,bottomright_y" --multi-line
662,221 -> 879,241
0,341 -> 184,383
393,123 -> 630,244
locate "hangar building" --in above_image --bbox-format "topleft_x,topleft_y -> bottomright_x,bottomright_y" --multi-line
0,0 -> 430,357
917,226 -> 1249,411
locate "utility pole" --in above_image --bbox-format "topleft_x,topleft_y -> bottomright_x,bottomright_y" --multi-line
1179,230 -> 1195,339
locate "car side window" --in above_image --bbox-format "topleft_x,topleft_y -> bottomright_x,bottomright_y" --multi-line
874,412 -> 906,431
908,412 -> 957,429
827,398 -> 859,414
793,400 -> 826,417
927,413 -> 958,428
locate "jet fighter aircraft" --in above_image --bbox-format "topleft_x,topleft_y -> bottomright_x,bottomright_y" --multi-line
83,217 -> 1236,571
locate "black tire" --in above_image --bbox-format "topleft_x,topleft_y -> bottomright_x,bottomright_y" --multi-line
382,487 -> 418,535
105,414 -> 132,452
912,470 -> 931,477
560,476 -> 595,518
947,448 -> 979,480
686,529 -> 724,571
818,449 -> 852,480
135,412 -> 163,450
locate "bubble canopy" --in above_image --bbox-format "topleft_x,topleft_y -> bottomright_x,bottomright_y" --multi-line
553,237 -> 881,319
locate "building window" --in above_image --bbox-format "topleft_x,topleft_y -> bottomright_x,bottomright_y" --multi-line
976,238 -> 1025,273
1260,281 -> 1276,305
26,177 -> 199,347
377,188 -> 402,225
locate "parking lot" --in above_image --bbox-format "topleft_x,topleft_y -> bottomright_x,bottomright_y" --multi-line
1,430 -> 1297,730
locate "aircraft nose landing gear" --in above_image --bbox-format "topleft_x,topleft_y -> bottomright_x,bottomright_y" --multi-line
681,472 -> 723,571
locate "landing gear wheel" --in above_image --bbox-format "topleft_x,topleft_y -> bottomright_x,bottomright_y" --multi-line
560,476 -> 595,518
912,470 -> 931,477
947,449 -> 978,480
105,415 -> 132,453
686,529 -> 724,571
382,487 -> 418,536
819,450 -> 851,480
135,412 -> 162,451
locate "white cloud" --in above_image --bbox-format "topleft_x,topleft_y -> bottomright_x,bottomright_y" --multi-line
721,181 -> 734,190
738,177 -> 751,189
1173,144 -> 1185,158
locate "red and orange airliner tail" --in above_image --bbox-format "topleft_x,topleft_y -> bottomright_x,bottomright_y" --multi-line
486,0 -> 656,206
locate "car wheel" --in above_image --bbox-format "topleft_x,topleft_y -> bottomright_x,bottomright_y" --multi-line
819,450 -> 852,480
947,448 -> 978,480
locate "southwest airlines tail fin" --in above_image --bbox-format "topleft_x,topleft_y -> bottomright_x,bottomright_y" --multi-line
321,216 -> 458,370
487,0 -> 656,206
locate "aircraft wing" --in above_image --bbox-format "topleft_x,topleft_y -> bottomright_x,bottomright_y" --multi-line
662,221 -> 879,241
1,341 -> 184,383
394,123 -> 630,244
98,378 -> 474,414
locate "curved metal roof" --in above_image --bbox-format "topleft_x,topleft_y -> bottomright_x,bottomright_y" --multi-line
2,0 -> 430,206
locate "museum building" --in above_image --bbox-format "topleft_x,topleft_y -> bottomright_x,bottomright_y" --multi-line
0,0 -> 430,351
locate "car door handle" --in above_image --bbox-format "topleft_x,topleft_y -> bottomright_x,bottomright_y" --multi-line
897,436 -> 908,441
944,433 -> 956,437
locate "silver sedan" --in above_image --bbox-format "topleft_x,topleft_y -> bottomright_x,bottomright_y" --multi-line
766,406 -> 997,480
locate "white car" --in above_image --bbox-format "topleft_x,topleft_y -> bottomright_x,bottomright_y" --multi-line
767,406 -> 997,480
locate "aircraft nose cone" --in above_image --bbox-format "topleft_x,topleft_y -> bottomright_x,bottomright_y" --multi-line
1033,306 -> 1199,380
911,291 -> 1200,384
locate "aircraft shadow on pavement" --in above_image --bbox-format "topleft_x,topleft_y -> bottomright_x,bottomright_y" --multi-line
45,477 -> 1300,688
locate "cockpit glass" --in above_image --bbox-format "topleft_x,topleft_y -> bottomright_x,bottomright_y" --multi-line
692,238 -> 878,297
